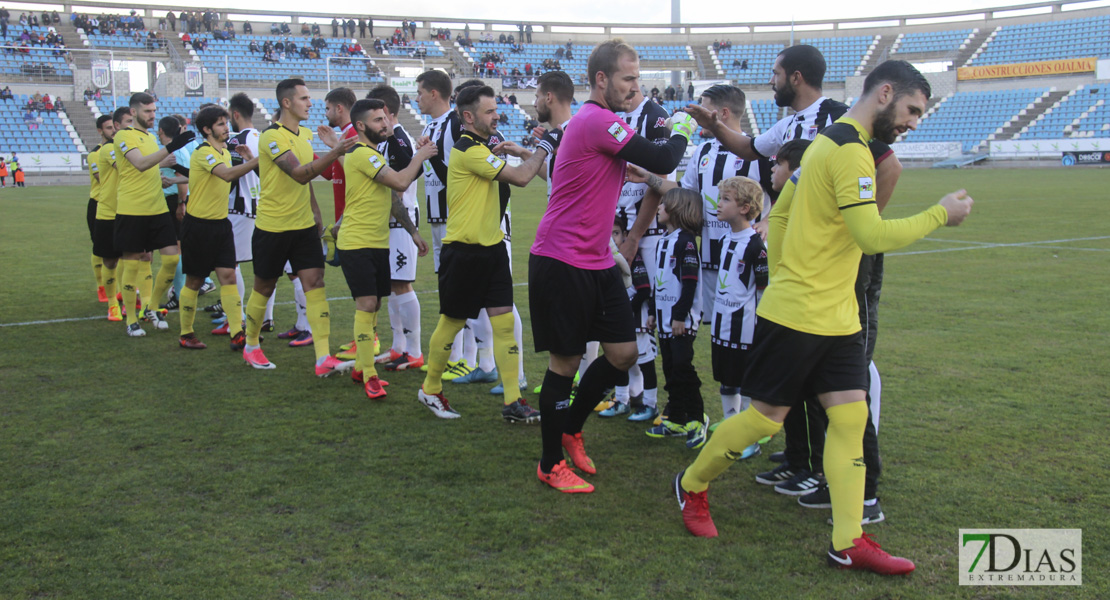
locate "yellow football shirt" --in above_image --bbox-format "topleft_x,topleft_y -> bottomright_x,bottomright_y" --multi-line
187,142 -> 232,220
114,127 -> 167,216
94,143 -> 119,220
758,117 -> 947,336
257,123 -> 315,232
88,144 -> 102,201
338,143 -> 391,250
444,131 -> 506,246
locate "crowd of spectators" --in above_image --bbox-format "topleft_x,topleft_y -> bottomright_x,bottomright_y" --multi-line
72,10 -> 145,35
21,91 -> 63,130
712,40 -> 733,52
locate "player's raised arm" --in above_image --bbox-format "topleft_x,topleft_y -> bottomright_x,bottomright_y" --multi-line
494,130 -> 560,187
375,140 -> 436,192
273,136 -> 355,185
614,113 -> 693,173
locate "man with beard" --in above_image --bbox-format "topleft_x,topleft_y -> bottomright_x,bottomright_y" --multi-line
113,92 -> 195,337
416,84 -> 556,421
687,46 -> 902,511
337,98 -> 436,399
674,60 -> 975,575
529,40 -> 693,493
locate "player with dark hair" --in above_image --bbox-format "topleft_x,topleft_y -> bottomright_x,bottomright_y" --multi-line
240,78 -> 356,374
91,114 -> 123,321
113,92 -> 195,337
336,98 -> 436,398
417,84 -> 557,421
529,39 -> 693,492
675,60 -> 974,575
364,84 -> 427,372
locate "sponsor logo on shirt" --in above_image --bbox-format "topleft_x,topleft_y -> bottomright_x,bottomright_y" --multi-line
699,156 -> 711,169
206,154 -> 217,165
858,177 -> 874,199
268,141 -> 279,155
369,154 -> 384,169
486,154 -> 504,169
119,142 -> 128,152
655,116 -> 667,129
608,121 -> 628,143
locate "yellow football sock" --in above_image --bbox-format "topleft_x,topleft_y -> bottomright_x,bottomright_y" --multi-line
354,309 -> 378,379
120,259 -> 141,325
304,287 -> 331,361
826,401 -> 868,551
179,286 -> 199,336
244,291 -> 269,346
138,260 -> 154,312
421,314 -> 467,395
104,266 -> 119,310
220,284 -> 243,336
92,254 -> 104,288
151,254 -> 179,311
682,406 -> 783,493
490,312 -> 521,405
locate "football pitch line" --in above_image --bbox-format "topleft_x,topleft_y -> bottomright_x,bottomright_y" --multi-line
0,236 -> 1104,329
0,282 -> 529,328
890,235 -> 1110,256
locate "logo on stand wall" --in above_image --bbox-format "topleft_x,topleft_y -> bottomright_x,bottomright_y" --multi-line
91,60 -> 110,89
184,64 -> 204,97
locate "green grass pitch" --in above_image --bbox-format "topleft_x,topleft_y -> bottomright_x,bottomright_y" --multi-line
0,168 -> 1106,598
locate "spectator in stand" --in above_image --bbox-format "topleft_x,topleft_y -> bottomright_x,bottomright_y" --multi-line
508,93 -> 517,105
367,17 -> 373,36
565,48 -> 573,61
281,22 -> 291,34
271,22 -> 280,35
24,108 -> 38,130
243,21 -> 252,34
249,39 -> 260,53
555,46 -> 564,59
332,18 -> 339,37
374,38 -> 383,54
84,87 -> 95,101
358,19 -> 366,38
687,82 -> 694,101
499,33 -> 506,44
347,19 -> 356,38
182,32 -> 192,47
525,24 -> 532,43
167,11 -> 176,31
409,20 -> 416,39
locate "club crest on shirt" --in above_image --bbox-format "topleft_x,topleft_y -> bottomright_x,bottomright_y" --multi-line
858,176 -> 874,199
608,121 -> 628,143
268,141 -> 279,155
486,154 -> 504,169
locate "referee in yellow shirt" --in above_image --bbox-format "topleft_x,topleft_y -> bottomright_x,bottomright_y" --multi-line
417,83 -> 558,420
241,78 -> 356,375
337,98 -> 436,399
114,92 -> 196,337
674,61 -> 974,575
177,105 -> 260,351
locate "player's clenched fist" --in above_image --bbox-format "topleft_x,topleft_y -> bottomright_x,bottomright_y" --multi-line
938,189 -> 974,226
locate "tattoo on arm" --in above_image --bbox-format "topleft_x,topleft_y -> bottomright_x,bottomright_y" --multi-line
647,174 -> 664,193
391,192 -> 417,234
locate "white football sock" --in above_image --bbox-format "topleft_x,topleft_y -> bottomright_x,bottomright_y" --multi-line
396,290 -> 421,358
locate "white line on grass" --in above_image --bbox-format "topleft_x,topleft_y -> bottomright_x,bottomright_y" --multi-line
0,239 -> 1102,328
0,282 -> 529,328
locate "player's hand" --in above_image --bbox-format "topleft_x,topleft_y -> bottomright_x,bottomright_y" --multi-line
176,201 -> 186,221
683,104 -> 719,131
316,125 -> 339,149
412,231 -> 429,257
159,154 -> 177,168
669,112 -> 697,142
336,135 -> 358,154
531,125 -> 547,141
161,175 -> 174,189
671,321 -> 686,336
625,164 -> 650,184
165,130 -> 195,153
939,189 -> 973,226
414,141 -> 438,161
491,140 -> 524,158
234,143 -> 254,161
537,127 -> 562,155
618,236 -> 640,266
416,135 -> 432,148
753,219 -> 769,241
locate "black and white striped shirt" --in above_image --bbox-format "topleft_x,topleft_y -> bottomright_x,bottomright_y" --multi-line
420,110 -> 462,224
681,139 -> 773,268
710,228 -> 767,348
617,97 -> 671,235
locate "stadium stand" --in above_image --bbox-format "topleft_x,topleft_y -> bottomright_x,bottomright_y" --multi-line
891,29 -> 975,55
1022,85 -> 1110,139
1,94 -> 83,152
900,88 -> 1051,152
747,99 -> 781,136
188,34 -> 385,84
1,25 -> 74,77
800,35 -> 875,81
92,95 -> 223,122
970,15 -> 1110,65
713,43 -> 782,85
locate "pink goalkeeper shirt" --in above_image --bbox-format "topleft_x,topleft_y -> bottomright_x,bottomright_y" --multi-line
531,101 -> 635,270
